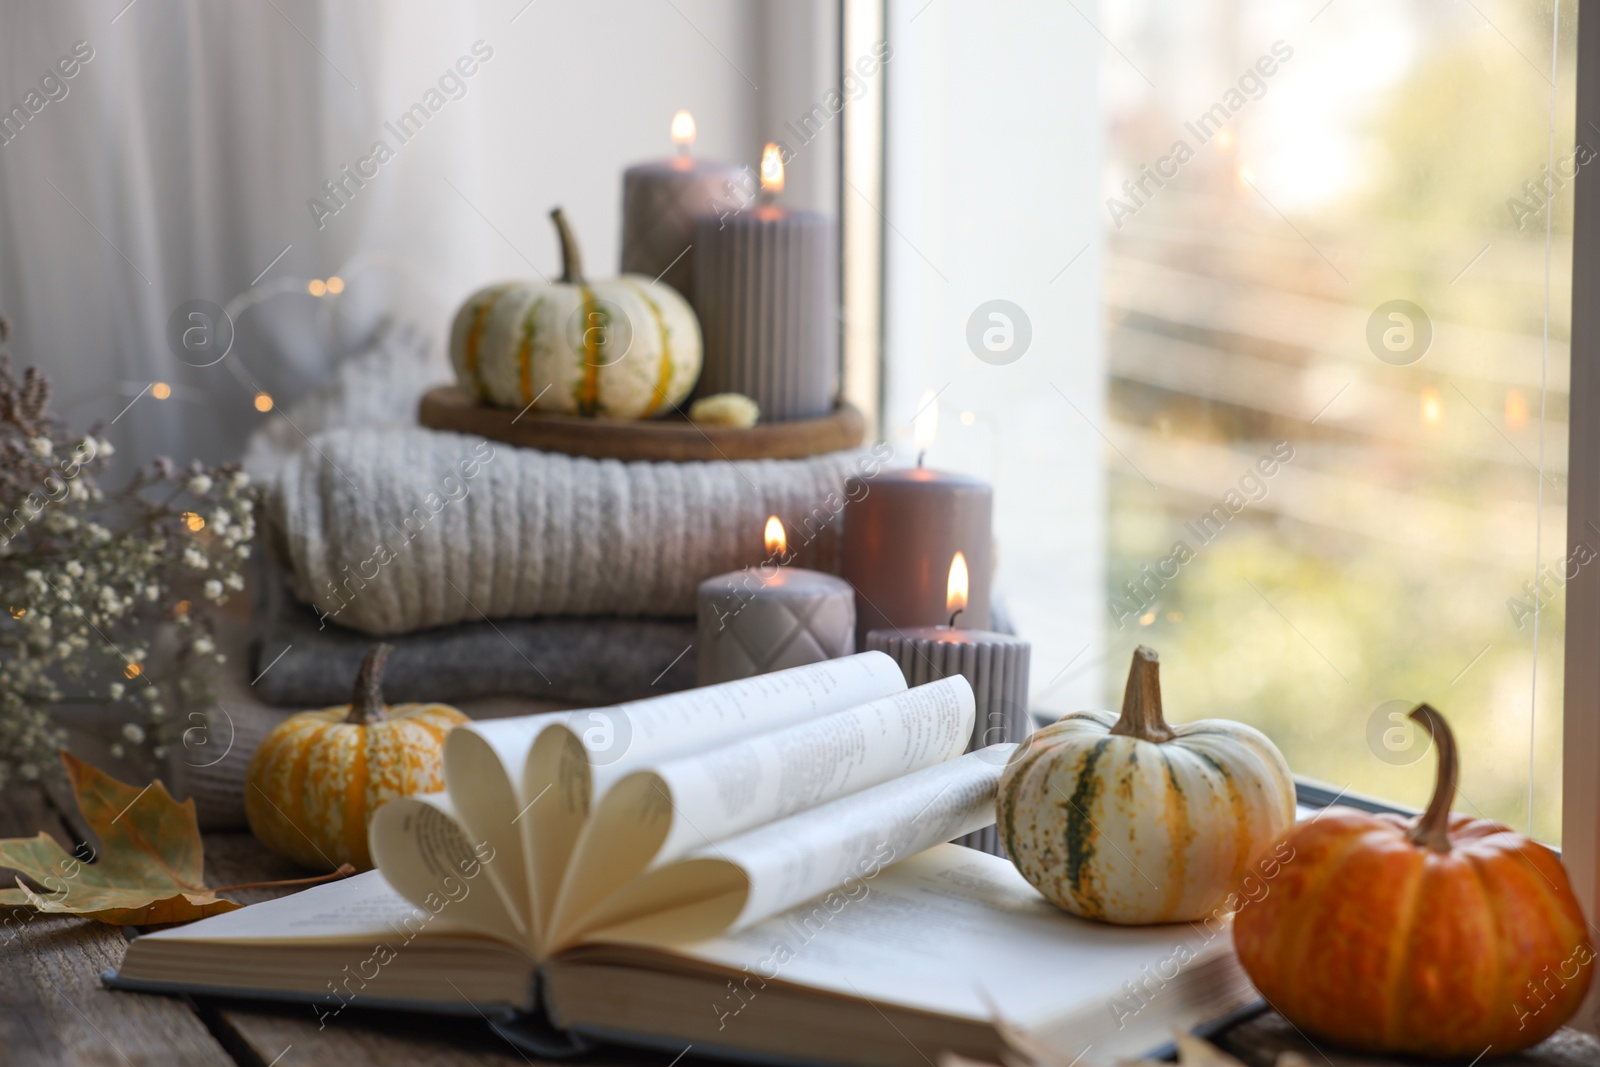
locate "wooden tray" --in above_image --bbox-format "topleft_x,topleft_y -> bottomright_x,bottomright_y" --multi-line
418,385 -> 866,462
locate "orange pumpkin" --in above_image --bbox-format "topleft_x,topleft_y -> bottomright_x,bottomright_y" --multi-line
245,644 -> 468,871
1233,704 -> 1593,1057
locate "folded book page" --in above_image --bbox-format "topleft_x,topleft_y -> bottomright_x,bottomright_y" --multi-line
372,653 -> 908,956
519,652 -> 909,940
439,711 -> 566,939
367,790 -> 526,947
547,675 -> 977,944
563,744 -> 1016,951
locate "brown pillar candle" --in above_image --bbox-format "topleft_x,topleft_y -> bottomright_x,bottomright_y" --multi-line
842,466 -> 992,647
620,111 -> 747,307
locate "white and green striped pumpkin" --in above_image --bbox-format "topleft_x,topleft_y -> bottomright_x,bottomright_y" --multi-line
449,208 -> 702,419
999,646 -> 1294,925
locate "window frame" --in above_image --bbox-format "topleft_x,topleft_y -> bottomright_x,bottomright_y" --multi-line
1564,0 -> 1600,1034
838,0 -> 888,437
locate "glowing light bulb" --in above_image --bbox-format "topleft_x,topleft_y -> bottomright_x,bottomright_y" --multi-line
1506,389 -> 1529,429
1421,386 -> 1443,427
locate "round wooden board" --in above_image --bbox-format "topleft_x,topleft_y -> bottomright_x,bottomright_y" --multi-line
417,385 -> 866,462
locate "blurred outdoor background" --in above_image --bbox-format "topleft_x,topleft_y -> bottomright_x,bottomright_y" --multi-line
1099,0 -> 1574,841
887,0 -> 1574,842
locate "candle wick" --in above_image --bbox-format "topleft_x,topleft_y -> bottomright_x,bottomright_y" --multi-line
917,451 -> 926,469
948,608 -> 964,628
676,142 -> 691,160
759,188 -> 777,207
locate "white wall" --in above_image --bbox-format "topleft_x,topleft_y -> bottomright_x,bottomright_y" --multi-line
883,0 -> 1107,712
0,0 -> 837,466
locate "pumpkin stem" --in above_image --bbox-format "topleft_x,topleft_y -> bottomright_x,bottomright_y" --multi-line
1407,704 -> 1457,853
346,643 -> 393,725
1109,645 -> 1176,743
550,207 -> 585,285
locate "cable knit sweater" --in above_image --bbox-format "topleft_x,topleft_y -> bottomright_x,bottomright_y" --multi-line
252,326 -> 877,636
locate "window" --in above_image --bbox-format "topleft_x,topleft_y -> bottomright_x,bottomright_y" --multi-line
880,0 -> 1576,844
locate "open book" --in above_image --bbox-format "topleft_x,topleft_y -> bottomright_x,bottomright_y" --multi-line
108,653 -> 1258,1065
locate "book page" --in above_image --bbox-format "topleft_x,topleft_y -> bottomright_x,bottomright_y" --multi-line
367,791 -> 525,947
519,652 -> 909,942
442,712 -> 566,938
565,745 -> 1013,950
660,845 -> 1248,1054
134,869 -> 484,945
546,676 -> 976,945
713,745 -> 1014,931
119,869 -> 538,1014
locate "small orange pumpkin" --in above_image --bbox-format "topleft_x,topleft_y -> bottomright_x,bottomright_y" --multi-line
245,644 -> 468,871
1233,704 -> 1593,1057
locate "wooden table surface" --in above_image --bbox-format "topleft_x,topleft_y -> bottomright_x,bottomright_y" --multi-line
4,782 -> 1597,1067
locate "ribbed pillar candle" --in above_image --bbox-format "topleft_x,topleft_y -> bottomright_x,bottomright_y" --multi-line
692,203 -> 838,421
866,627 -> 1031,856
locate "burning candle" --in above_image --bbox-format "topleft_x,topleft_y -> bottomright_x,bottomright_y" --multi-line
842,393 -> 993,645
866,553 -> 1031,857
696,515 -> 856,685
692,143 -> 839,421
620,110 -> 747,307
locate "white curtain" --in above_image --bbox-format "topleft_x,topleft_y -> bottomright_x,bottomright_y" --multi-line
0,0 -> 832,466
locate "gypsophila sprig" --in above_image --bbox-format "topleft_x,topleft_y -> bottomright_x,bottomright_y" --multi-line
0,316 -> 256,786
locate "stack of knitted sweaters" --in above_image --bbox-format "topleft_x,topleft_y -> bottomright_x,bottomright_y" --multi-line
243,325 -> 868,707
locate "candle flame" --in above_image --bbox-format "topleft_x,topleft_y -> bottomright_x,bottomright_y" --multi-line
913,389 -> 939,456
671,109 -> 697,148
947,552 -> 969,615
764,515 -> 787,557
760,143 -> 785,194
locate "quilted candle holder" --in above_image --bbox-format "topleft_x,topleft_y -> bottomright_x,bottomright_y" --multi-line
695,566 -> 855,686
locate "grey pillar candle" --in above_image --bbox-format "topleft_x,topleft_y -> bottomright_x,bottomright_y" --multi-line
866,626 -> 1031,856
842,466 -> 993,647
697,518 -> 856,685
692,145 -> 838,421
620,111 -> 747,307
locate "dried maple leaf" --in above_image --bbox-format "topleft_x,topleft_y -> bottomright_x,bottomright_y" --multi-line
0,751 -> 241,925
